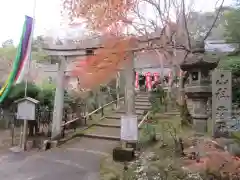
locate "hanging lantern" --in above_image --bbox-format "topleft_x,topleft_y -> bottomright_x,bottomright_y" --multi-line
179,70 -> 184,77
153,72 -> 159,83
168,71 -> 172,86
145,72 -> 152,91
135,72 -> 139,89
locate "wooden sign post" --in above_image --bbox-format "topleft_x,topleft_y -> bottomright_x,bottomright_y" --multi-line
14,97 -> 39,150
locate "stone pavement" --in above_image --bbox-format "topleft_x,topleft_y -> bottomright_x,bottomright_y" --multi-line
0,92 -> 150,180
0,137 -> 119,180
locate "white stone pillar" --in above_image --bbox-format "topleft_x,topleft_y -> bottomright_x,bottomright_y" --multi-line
51,56 -> 66,139
124,55 -> 135,115
116,71 -> 120,109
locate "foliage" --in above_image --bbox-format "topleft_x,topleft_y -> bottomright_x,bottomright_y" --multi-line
63,0 -> 225,90
224,8 -> 240,45
0,46 -> 49,62
179,100 -> 192,126
2,39 -> 14,48
0,36 -> 49,62
1,82 -> 40,108
71,37 -> 133,89
64,0 -> 182,88
0,82 -> 55,109
63,0 -> 134,32
0,46 -> 17,61
32,51 -> 50,62
37,88 -> 55,108
40,80 -> 56,91
149,83 -> 165,114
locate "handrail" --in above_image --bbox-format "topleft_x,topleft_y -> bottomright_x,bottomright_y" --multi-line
61,117 -> 79,127
61,97 -> 124,127
138,111 -> 150,128
84,97 -> 124,118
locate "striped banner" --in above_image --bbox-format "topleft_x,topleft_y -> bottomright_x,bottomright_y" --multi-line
0,15 -> 33,103
15,16 -> 34,84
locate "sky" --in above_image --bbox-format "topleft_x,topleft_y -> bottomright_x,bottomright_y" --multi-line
0,0 -> 233,45
0,0 -> 62,45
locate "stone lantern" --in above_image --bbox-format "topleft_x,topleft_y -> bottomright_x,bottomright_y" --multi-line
180,42 -> 219,134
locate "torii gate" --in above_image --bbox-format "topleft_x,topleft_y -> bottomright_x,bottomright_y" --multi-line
43,44 -> 88,139
42,44 -> 125,139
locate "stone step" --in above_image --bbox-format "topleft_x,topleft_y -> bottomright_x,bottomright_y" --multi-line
95,118 -> 121,128
135,105 -> 151,111
82,134 -> 120,141
135,104 -> 152,110
135,101 -> 151,105
135,96 -> 149,100
135,99 -> 149,103
81,126 -> 120,141
115,110 -> 143,116
105,113 -> 143,119
95,116 -> 143,128
104,114 -> 121,119
164,111 -> 180,116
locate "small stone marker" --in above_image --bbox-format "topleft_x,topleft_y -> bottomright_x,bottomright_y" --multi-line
120,115 -> 138,142
212,70 -> 232,136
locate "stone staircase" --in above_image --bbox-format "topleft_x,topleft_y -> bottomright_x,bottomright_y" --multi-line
79,92 -> 151,142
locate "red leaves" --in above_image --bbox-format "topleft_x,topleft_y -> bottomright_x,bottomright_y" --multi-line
71,35 -> 135,89
183,139 -> 240,177
63,0 -> 135,33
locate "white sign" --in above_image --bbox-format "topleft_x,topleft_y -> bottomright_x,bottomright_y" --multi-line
17,101 -> 36,120
121,115 -> 138,141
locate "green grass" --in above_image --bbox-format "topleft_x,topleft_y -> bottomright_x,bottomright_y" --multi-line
99,112 -> 190,180
218,55 -> 240,69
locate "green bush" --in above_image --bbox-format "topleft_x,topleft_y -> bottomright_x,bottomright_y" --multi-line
0,82 -> 56,108
149,83 -> 165,114
37,88 -> 55,108
1,82 -> 40,108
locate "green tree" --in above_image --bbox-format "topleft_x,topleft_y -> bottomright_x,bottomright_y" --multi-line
0,46 -> 17,61
1,82 -> 40,108
2,39 -> 14,48
0,35 -> 50,62
32,36 -> 44,51
224,8 -> 240,45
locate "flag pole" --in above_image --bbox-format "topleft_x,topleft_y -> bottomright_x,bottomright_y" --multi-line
21,0 -> 37,150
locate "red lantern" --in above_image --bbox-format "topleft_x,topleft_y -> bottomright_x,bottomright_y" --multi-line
135,72 -> 139,89
179,70 -> 184,77
153,72 -> 159,83
145,72 -> 152,90
168,71 -> 172,85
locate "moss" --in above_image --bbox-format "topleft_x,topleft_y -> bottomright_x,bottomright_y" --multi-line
179,100 -> 192,126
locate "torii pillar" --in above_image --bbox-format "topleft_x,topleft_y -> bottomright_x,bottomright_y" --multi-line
43,45 -> 87,140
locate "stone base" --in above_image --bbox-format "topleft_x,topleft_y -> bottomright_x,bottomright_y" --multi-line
112,147 -> 135,162
193,119 -> 207,134
42,140 -> 58,151
9,146 -> 24,153
126,142 -> 138,150
26,140 -> 34,151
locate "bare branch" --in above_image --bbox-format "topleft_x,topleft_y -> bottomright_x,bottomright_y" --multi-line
182,0 -> 191,49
